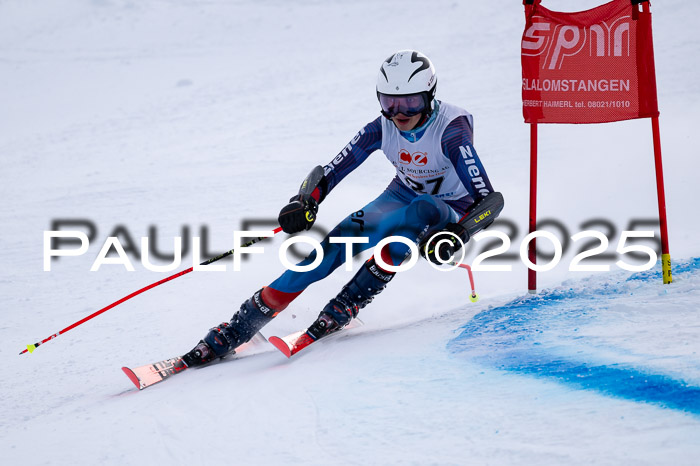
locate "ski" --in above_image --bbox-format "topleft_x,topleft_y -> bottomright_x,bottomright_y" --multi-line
268,318 -> 364,358
268,331 -> 315,358
122,333 -> 268,390
122,357 -> 187,390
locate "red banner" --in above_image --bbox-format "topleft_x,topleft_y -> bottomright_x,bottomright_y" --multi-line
521,0 -> 659,124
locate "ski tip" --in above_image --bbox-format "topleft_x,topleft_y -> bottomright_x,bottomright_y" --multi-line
268,336 -> 292,358
121,367 -> 143,390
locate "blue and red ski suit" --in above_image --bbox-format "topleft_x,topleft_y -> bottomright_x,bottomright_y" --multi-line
262,100 -> 495,311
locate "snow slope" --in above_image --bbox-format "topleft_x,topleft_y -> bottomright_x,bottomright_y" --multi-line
2,0 -> 699,464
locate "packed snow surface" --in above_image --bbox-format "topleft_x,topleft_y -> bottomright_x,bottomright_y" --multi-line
2,0 -> 699,464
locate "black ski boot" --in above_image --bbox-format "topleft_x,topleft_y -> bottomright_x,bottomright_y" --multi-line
182,339 -> 217,367
310,258 -> 395,340
182,289 -> 278,367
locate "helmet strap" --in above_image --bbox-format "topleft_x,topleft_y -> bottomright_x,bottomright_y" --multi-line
416,98 -> 435,128
413,113 -> 429,130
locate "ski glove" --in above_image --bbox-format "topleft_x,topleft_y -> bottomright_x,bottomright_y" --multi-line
278,194 -> 319,234
420,222 -> 470,265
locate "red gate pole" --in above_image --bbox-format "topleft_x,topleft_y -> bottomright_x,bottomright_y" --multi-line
651,115 -> 672,283
528,123 -> 538,293
642,1 -> 672,284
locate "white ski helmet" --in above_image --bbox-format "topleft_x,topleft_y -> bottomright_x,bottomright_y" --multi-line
376,50 -> 437,119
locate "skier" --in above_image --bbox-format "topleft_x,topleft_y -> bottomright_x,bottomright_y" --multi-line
183,50 -> 504,366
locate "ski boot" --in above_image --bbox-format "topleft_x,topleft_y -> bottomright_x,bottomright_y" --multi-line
182,320 -> 239,367
182,289 -> 278,367
182,339 -> 218,368
309,257 -> 395,340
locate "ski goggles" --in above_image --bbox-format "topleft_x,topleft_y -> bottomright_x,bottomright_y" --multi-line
378,92 -> 429,118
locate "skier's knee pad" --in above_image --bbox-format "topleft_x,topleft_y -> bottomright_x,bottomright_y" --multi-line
407,194 -> 442,226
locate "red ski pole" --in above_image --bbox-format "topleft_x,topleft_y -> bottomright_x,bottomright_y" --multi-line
19,227 -> 283,355
448,261 -> 479,302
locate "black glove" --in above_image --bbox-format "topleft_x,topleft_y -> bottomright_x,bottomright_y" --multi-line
420,222 -> 469,265
278,194 -> 319,234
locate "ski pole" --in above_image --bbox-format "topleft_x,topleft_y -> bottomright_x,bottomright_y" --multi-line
448,261 -> 479,302
19,227 -> 283,355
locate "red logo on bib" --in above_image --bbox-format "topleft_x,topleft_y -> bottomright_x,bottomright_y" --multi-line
412,152 -> 428,166
399,150 -> 412,164
399,150 -> 428,166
